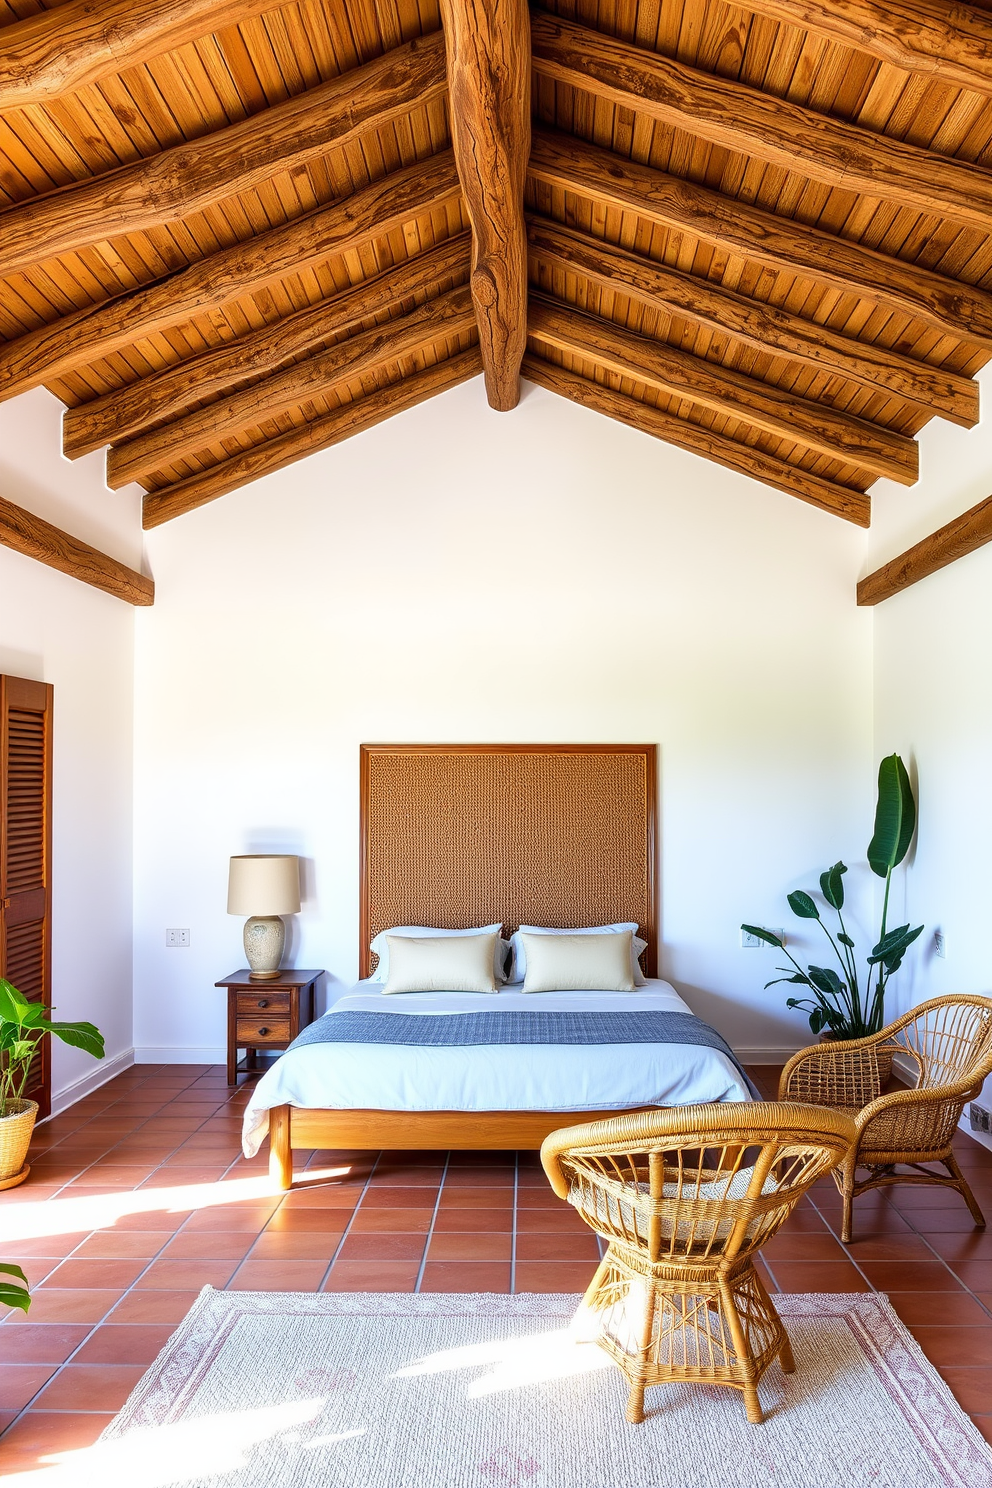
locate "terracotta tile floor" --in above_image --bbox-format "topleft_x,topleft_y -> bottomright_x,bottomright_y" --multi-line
1,1062 -> 991,1474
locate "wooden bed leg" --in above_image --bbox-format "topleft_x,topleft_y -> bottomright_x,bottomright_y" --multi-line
269,1105 -> 293,1190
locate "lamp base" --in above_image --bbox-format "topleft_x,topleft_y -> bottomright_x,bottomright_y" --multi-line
243,914 -> 286,979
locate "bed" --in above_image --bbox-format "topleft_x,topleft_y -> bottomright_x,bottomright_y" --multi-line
251,744 -> 753,1187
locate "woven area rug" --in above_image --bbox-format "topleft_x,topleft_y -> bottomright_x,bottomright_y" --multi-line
88,1289 -> 992,1488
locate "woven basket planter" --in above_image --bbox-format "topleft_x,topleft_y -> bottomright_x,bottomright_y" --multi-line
0,1099 -> 38,1187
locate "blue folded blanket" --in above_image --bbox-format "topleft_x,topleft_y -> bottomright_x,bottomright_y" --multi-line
287,1009 -> 758,1096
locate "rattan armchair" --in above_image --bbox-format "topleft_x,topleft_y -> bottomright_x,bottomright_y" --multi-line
541,1101 -> 855,1425
779,994 -> 992,1243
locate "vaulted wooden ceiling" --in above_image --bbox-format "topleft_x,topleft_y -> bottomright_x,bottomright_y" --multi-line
1,0 -> 990,530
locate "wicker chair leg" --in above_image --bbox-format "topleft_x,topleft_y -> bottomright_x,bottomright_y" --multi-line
719,1277 -> 764,1425
945,1153 -> 987,1229
778,1330 -> 796,1376
839,1159 -> 857,1244
624,1277 -> 658,1425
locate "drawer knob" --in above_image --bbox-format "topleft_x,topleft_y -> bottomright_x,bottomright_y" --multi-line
258,1027 -> 269,1036
257,999 -> 268,1008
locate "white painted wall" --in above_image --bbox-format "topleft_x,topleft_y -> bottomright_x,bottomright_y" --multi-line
0,388 -> 142,1107
869,365 -> 992,1118
133,374 -> 875,1062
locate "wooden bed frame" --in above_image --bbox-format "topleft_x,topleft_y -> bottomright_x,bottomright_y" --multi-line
268,743 -> 657,1187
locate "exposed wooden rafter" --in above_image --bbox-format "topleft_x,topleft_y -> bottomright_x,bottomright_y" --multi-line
738,0 -> 992,98
857,495 -> 992,604
63,235 -> 472,458
142,347 -> 483,527
108,286 -> 477,487
0,494 -> 153,605
0,152 -> 462,403
0,0 -> 275,112
528,131 -> 992,347
522,355 -> 871,526
526,218 -> 978,428
0,34 -> 447,279
438,0 -> 530,411
528,295 -> 917,484
530,14 -> 992,236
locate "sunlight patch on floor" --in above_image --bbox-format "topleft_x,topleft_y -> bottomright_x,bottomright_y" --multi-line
393,1323 -> 614,1397
0,1169 -> 353,1242
0,1400 -> 351,1486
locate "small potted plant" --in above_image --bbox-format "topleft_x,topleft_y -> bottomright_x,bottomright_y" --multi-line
0,978 -> 104,1190
742,754 -> 923,1042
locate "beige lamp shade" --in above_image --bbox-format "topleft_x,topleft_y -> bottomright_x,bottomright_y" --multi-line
227,855 -> 301,916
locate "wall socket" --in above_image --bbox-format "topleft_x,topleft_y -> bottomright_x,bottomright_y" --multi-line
165,928 -> 190,947
741,928 -> 784,949
970,1102 -> 991,1135
934,929 -> 946,959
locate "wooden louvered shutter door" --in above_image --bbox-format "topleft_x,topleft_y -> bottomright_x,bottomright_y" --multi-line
0,677 -> 53,1119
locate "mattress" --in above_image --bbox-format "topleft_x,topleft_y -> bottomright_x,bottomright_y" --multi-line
241,978 -> 752,1157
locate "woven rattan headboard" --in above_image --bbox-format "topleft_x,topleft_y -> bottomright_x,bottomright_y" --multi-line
359,744 -> 657,979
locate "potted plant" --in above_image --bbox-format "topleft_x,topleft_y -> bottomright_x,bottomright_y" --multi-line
0,978 -> 104,1190
742,754 -> 923,1041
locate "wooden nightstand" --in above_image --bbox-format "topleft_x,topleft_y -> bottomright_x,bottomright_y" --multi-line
216,969 -> 322,1085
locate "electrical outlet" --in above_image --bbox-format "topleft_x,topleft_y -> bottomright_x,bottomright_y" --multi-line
741,928 -> 784,949
165,928 -> 190,948
970,1102 -> 991,1135
934,929 -> 946,959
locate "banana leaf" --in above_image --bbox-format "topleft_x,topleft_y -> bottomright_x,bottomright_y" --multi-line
819,862 -> 847,910
867,755 -> 917,878
787,890 -> 820,919
740,924 -> 783,948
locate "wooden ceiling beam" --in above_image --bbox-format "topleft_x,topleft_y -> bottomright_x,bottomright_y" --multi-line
531,14 -> 992,236
528,130 -> 992,348
522,354 -> 870,526
0,0 -> 275,113
438,0 -> 530,410
107,286 -> 477,488
63,234 -> 471,458
857,494 -> 992,604
0,34 -> 446,279
142,347 -> 482,527
528,295 -> 917,484
0,493 -> 153,604
0,152 -> 462,404
737,0 -> 992,99
527,217 -> 978,428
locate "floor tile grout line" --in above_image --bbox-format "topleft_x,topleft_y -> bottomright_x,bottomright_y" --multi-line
415,1153 -> 451,1294
509,1151 -> 518,1295
314,1150 -> 385,1294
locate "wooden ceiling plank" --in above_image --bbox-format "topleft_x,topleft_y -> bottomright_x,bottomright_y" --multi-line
530,14 -> 992,236
734,0 -> 992,99
528,129 -> 992,347
528,292 -> 916,483
526,215 -> 978,427
0,34 -> 448,278
107,282 -> 476,485
0,491 -> 154,604
522,350 -> 871,525
437,0 -> 529,410
0,0 -> 280,112
141,344 -> 482,525
857,494 -> 992,604
63,231 -> 471,456
0,149 -> 461,402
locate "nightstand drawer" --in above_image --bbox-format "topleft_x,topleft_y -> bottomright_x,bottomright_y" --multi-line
236,1017 -> 291,1045
236,991 -> 291,1015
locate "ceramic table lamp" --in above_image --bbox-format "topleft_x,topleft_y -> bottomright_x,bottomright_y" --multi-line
227,855 -> 301,980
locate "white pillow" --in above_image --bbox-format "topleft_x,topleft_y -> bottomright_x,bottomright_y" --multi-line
509,922 -> 648,985
520,930 -> 636,994
382,932 -> 499,995
371,923 -> 506,982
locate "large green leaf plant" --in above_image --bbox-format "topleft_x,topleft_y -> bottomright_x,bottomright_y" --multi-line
0,978 -> 104,1117
742,754 -> 924,1039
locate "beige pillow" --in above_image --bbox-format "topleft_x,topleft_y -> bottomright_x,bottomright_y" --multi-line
382,932 -> 499,995
520,930 -> 636,993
